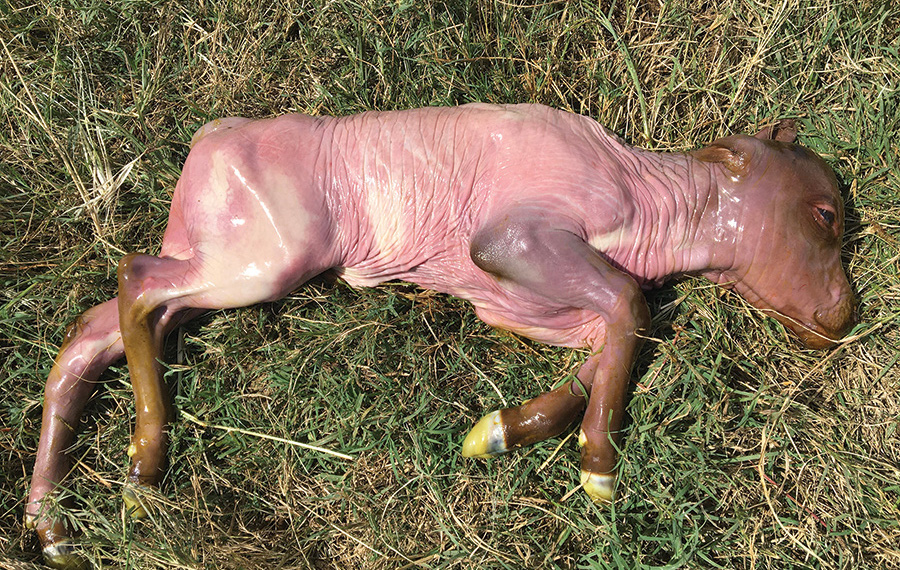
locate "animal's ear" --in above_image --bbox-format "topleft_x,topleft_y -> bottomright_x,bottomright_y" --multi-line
754,119 -> 797,143
690,136 -> 753,176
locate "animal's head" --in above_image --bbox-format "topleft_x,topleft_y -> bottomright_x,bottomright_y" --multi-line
692,121 -> 855,349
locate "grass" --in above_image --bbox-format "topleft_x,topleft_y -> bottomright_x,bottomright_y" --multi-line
1,0 -> 899,568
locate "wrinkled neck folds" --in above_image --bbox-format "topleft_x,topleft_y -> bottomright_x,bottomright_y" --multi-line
602,147 -> 729,287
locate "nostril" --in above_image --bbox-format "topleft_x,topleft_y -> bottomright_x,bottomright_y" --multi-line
814,298 -> 855,336
813,308 -> 829,329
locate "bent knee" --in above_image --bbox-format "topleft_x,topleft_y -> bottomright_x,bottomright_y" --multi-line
604,277 -> 650,335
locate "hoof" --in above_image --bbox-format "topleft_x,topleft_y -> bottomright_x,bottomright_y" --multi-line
461,411 -> 507,458
26,509 -> 89,569
43,542 -> 89,570
123,484 -> 151,519
580,470 -> 616,504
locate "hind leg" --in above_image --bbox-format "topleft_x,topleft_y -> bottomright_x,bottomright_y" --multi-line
25,300 -> 122,567
116,251 -> 330,513
26,298 -> 201,568
116,254 -> 173,504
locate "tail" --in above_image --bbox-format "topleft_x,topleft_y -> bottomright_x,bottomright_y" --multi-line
189,117 -> 252,148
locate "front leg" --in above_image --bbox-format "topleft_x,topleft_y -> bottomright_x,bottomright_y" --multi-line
466,211 -> 649,502
576,318 -> 644,502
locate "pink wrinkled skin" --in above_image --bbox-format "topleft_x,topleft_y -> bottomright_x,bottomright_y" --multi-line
26,103 -> 853,566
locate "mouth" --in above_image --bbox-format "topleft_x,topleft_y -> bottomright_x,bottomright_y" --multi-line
765,309 -> 854,349
722,278 -> 856,350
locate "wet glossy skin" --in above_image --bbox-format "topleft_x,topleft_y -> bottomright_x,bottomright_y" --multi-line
26,104 -> 854,568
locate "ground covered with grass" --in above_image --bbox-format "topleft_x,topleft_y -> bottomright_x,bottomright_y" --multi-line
2,1 -> 899,568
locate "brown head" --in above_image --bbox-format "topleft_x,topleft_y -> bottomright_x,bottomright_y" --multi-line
692,121 -> 855,349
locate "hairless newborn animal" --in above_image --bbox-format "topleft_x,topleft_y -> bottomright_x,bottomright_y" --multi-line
26,103 -> 854,568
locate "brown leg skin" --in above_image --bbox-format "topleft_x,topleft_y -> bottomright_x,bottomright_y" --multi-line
577,323 -> 645,503
117,253 -> 173,517
462,365 -> 594,457
114,250 -> 313,516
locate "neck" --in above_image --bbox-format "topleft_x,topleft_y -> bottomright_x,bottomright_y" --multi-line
606,148 -> 734,287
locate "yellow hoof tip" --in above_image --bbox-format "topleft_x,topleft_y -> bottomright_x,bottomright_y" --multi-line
462,411 -> 507,458
43,543 -> 89,570
577,429 -> 587,448
123,485 -> 150,519
580,470 -> 616,504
